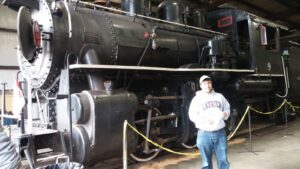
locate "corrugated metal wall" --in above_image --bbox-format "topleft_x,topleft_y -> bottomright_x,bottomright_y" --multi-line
0,5 -> 19,89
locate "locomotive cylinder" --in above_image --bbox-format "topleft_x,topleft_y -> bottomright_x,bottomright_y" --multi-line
70,90 -> 138,164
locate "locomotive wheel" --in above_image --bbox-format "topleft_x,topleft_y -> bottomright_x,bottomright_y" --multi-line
181,140 -> 196,149
130,142 -> 161,162
130,108 -> 162,162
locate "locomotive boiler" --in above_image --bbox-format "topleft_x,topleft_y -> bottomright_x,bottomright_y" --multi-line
5,0 -> 300,166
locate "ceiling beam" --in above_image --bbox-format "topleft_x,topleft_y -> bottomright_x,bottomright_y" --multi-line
233,0 -> 300,30
280,31 -> 300,41
195,0 -> 234,9
275,8 -> 300,18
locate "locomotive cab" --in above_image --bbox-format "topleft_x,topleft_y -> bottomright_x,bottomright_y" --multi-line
208,8 -> 284,75
207,8 -> 300,124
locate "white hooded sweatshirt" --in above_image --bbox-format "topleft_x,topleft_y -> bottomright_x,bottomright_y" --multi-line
188,90 -> 230,131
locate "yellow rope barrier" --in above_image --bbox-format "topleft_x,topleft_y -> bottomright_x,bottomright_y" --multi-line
227,99 -> 287,140
249,99 -> 287,115
227,106 -> 249,141
126,99 -> 300,157
127,122 -> 200,156
286,101 -> 300,112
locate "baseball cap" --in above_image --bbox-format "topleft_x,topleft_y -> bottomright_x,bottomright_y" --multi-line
199,75 -> 211,84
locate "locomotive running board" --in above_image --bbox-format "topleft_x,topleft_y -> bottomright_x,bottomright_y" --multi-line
69,64 -> 255,73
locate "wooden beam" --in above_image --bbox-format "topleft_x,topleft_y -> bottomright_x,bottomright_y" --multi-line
275,8 -> 300,18
233,0 -> 300,30
280,31 -> 300,41
194,0 -> 234,9
0,27 -> 17,33
0,66 -> 19,70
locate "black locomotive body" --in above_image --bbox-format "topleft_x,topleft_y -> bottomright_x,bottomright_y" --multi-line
207,8 -> 300,102
7,0 -> 300,166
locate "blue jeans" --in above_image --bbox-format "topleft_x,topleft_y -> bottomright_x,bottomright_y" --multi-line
196,129 -> 229,169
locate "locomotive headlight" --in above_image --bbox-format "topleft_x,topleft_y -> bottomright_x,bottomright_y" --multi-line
17,0 -> 55,89
32,21 -> 42,48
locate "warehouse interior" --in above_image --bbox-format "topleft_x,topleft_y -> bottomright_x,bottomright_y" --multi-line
0,0 -> 300,169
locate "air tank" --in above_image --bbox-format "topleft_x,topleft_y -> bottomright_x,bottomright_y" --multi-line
192,9 -> 206,28
157,0 -> 185,23
121,0 -> 150,16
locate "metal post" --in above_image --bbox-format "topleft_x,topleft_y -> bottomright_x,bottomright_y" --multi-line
1,83 -> 6,126
24,149 -> 35,169
27,80 -> 33,134
144,109 -> 152,153
66,53 -> 73,160
123,120 -> 128,169
284,100 -> 288,136
248,108 -> 252,152
20,79 -> 26,134
20,113 -> 25,134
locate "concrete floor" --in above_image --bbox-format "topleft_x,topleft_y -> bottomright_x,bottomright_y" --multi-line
21,118 -> 300,169
129,118 -> 300,169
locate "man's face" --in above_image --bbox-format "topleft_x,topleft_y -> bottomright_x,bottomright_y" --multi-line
200,80 -> 213,93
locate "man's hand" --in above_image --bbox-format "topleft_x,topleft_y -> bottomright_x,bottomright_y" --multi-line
208,118 -> 214,125
222,112 -> 228,119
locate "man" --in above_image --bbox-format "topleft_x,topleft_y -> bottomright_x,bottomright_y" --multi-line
189,75 -> 230,169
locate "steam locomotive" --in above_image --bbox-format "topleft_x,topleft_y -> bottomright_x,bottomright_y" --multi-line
5,0 -> 300,166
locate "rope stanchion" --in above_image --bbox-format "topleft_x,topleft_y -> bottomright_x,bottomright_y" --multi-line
228,99 -> 287,140
249,99 -> 287,115
127,123 -> 200,156
286,101 -> 300,112
124,99 -> 300,158
227,106 -> 250,141
123,120 -> 128,169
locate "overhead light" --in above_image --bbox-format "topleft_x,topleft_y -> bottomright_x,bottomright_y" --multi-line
289,41 -> 300,46
289,28 -> 297,32
251,15 -> 289,30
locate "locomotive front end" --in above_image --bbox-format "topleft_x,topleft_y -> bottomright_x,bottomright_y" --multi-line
16,1 -> 140,164
17,0 -> 57,89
